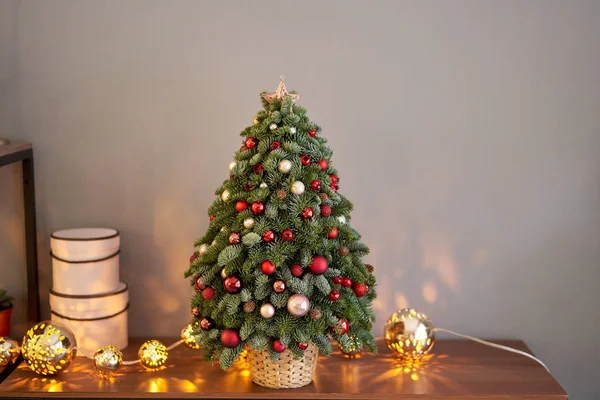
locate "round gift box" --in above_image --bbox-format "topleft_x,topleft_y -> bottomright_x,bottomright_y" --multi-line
51,251 -> 120,295
49,282 -> 128,320
50,228 -> 120,262
51,304 -> 129,358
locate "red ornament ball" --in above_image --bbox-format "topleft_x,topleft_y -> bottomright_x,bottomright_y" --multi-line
270,141 -> 281,151
239,145 -> 247,152
261,260 -> 276,275
297,343 -> 308,350
308,129 -> 317,137
223,275 -> 242,294
353,282 -> 368,297
330,174 -> 338,185
327,227 -> 339,239
243,182 -> 254,192
251,201 -> 265,214
309,255 -> 328,275
342,277 -> 352,288
245,137 -> 258,149
272,339 -> 287,353
200,317 -> 214,331
235,200 -> 248,212
328,289 -> 341,301
262,229 -> 275,243
310,180 -> 322,191
202,287 -> 215,300
228,232 -> 241,245
253,163 -> 263,174
300,154 -> 311,166
210,215 -> 216,222
290,264 -> 303,277
301,207 -> 314,220
333,276 -> 342,285
317,159 -> 328,171
273,280 -> 286,293
190,253 -> 199,264
281,229 -> 294,241
221,329 -> 241,348
320,204 -> 331,217
195,276 -> 206,291
330,183 -> 338,193
333,319 -> 350,335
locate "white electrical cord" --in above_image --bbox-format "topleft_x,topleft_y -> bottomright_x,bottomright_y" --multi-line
433,327 -> 550,373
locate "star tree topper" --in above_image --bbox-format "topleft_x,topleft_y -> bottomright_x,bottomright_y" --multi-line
262,76 -> 301,106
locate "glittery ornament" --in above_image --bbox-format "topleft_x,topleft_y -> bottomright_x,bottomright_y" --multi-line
228,232 -> 241,245
202,287 -> 215,300
181,323 -> 201,349
261,77 -> 301,107
290,264 -> 303,277
384,308 -> 435,359
21,321 -> 77,376
200,317 -> 215,331
320,204 -> 331,217
93,345 -> 123,378
338,334 -> 363,358
191,306 -> 200,317
139,340 -> 168,370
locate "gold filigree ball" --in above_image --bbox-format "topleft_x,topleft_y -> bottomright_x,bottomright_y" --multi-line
138,340 -> 168,370
180,323 -> 201,350
338,334 -> 363,359
384,308 -> 435,359
0,337 -> 20,367
93,345 -> 123,378
21,321 -> 77,375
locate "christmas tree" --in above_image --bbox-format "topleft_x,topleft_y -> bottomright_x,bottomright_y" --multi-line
184,78 -> 377,369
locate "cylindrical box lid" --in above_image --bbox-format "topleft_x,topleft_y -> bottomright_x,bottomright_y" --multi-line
51,228 -> 120,262
49,282 -> 128,320
51,251 -> 120,295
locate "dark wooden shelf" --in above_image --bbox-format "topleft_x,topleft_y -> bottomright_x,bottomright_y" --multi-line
0,337 -> 566,399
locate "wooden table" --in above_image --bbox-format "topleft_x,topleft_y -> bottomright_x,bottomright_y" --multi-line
0,338 -> 566,399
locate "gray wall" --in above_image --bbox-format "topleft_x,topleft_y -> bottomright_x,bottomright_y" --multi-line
2,0 -> 599,398
0,0 -> 28,337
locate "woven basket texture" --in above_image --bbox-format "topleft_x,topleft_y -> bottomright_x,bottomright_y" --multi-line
249,343 -> 318,389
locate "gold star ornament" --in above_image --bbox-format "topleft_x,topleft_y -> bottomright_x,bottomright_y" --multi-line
262,76 -> 301,105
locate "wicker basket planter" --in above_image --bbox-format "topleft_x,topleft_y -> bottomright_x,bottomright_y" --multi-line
249,343 -> 318,389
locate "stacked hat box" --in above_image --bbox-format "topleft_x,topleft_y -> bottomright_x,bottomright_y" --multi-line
49,228 -> 128,357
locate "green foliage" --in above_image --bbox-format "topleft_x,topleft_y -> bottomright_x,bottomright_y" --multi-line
0,289 -> 13,310
184,84 -> 377,369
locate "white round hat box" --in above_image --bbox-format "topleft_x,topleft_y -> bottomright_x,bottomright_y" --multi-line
51,228 -> 120,262
51,251 -> 120,295
49,282 -> 128,320
51,301 -> 129,358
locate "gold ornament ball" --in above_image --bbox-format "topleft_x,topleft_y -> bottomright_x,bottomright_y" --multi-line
180,323 -> 201,350
21,321 -> 77,375
338,334 -> 363,358
0,337 -> 20,367
138,340 -> 168,370
384,308 -> 435,359
93,345 -> 123,378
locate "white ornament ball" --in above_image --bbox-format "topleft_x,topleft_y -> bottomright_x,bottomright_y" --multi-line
337,216 -> 347,224
259,182 -> 268,189
229,161 -> 237,172
291,181 -> 305,195
221,190 -> 231,202
287,294 -> 310,317
198,244 -> 209,256
269,123 -> 277,130
243,217 -> 255,229
221,268 -> 227,278
290,127 -> 297,134
278,160 -> 292,174
260,304 -> 275,319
